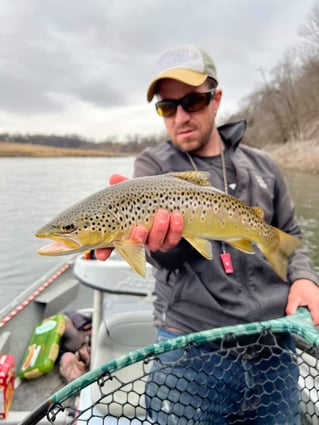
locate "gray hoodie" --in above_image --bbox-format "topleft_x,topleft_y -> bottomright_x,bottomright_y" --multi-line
133,121 -> 318,333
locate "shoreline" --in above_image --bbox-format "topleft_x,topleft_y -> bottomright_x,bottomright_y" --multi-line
264,140 -> 319,175
1,140 -> 318,174
0,142 -> 117,157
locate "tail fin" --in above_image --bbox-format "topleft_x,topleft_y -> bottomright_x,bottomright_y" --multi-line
259,229 -> 301,281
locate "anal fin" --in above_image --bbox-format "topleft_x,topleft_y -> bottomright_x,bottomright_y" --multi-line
183,235 -> 213,260
227,239 -> 255,254
113,240 -> 146,276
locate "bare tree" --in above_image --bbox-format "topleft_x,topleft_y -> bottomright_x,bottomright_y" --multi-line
298,3 -> 319,48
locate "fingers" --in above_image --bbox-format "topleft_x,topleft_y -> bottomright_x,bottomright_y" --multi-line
97,172 -> 184,259
95,211 -> 183,261
285,298 -> 299,316
95,248 -> 113,261
109,174 -> 128,185
285,279 -> 319,325
147,209 -> 184,252
287,299 -> 319,326
108,175 -> 184,252
308,304 -> 319,326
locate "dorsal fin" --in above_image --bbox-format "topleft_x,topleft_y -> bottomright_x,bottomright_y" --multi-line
252,206 -> 265,220
168,171 -> 211,186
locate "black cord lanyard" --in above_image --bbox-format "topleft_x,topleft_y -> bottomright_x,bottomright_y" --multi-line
219,144 -> 234,274
186,142 -> 234,274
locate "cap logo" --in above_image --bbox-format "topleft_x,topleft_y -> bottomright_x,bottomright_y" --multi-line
156,46 -> 205,74
147,45 -> 218,101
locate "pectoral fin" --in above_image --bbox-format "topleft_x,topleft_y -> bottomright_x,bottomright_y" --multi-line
183,235 -> 213,260
113,240 -> 146,276
227,239 -> 255,253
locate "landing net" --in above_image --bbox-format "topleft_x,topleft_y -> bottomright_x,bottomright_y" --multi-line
21,308 -> 319,425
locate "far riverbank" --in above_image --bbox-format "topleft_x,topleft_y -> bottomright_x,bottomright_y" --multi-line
1,139 -> 318,174
0,142 -> 117,157
264,140 -> 319,175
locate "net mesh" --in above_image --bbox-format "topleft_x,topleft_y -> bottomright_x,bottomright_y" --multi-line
45,330 -> 319,425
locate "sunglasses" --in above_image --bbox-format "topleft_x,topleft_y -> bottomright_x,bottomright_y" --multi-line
155,89 -> 216,118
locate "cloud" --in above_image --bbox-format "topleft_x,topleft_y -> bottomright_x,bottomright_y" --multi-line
0,0 -> 316,138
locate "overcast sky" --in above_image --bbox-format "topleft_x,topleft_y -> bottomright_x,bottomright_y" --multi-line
0,0 -> 316,141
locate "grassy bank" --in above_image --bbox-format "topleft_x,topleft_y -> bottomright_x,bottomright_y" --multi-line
264,140 -> 319,175
1,140 -> 318,174
0,142 -> 116,157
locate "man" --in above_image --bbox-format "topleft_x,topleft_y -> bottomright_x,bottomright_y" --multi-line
97,45 -> 319,423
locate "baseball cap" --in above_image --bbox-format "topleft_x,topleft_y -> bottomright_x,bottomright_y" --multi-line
147,45 -> 218,102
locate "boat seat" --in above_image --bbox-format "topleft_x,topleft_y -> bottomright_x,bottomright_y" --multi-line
89,300 -> 156,419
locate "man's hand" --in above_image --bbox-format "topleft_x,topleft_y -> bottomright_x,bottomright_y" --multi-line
146,209 -> 184,252
94,174 -> 184,261
286,278 -> 319,325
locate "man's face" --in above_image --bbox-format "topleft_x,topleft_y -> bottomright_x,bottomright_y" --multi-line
156,79 -> 222,155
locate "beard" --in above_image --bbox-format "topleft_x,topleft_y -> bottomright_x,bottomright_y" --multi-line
172,119 -> 215,155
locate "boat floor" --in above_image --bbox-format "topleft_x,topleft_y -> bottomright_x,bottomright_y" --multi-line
12,366 -> 65,411
10,279 -> 93,414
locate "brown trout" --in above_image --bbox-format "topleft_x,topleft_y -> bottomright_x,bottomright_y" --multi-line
36,171 -> 300,280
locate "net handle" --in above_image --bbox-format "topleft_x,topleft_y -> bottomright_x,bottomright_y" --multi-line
19,402 -> 50,425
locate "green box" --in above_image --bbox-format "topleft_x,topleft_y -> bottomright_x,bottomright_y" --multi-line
19,314 -> 66,380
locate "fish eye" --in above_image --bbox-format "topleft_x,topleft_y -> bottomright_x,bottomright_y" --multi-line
61,223 -> 76,233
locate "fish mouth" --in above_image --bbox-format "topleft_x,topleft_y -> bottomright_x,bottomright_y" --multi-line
37,236 -> 83,256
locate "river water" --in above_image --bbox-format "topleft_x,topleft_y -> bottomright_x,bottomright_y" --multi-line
0,157 -> 318,311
